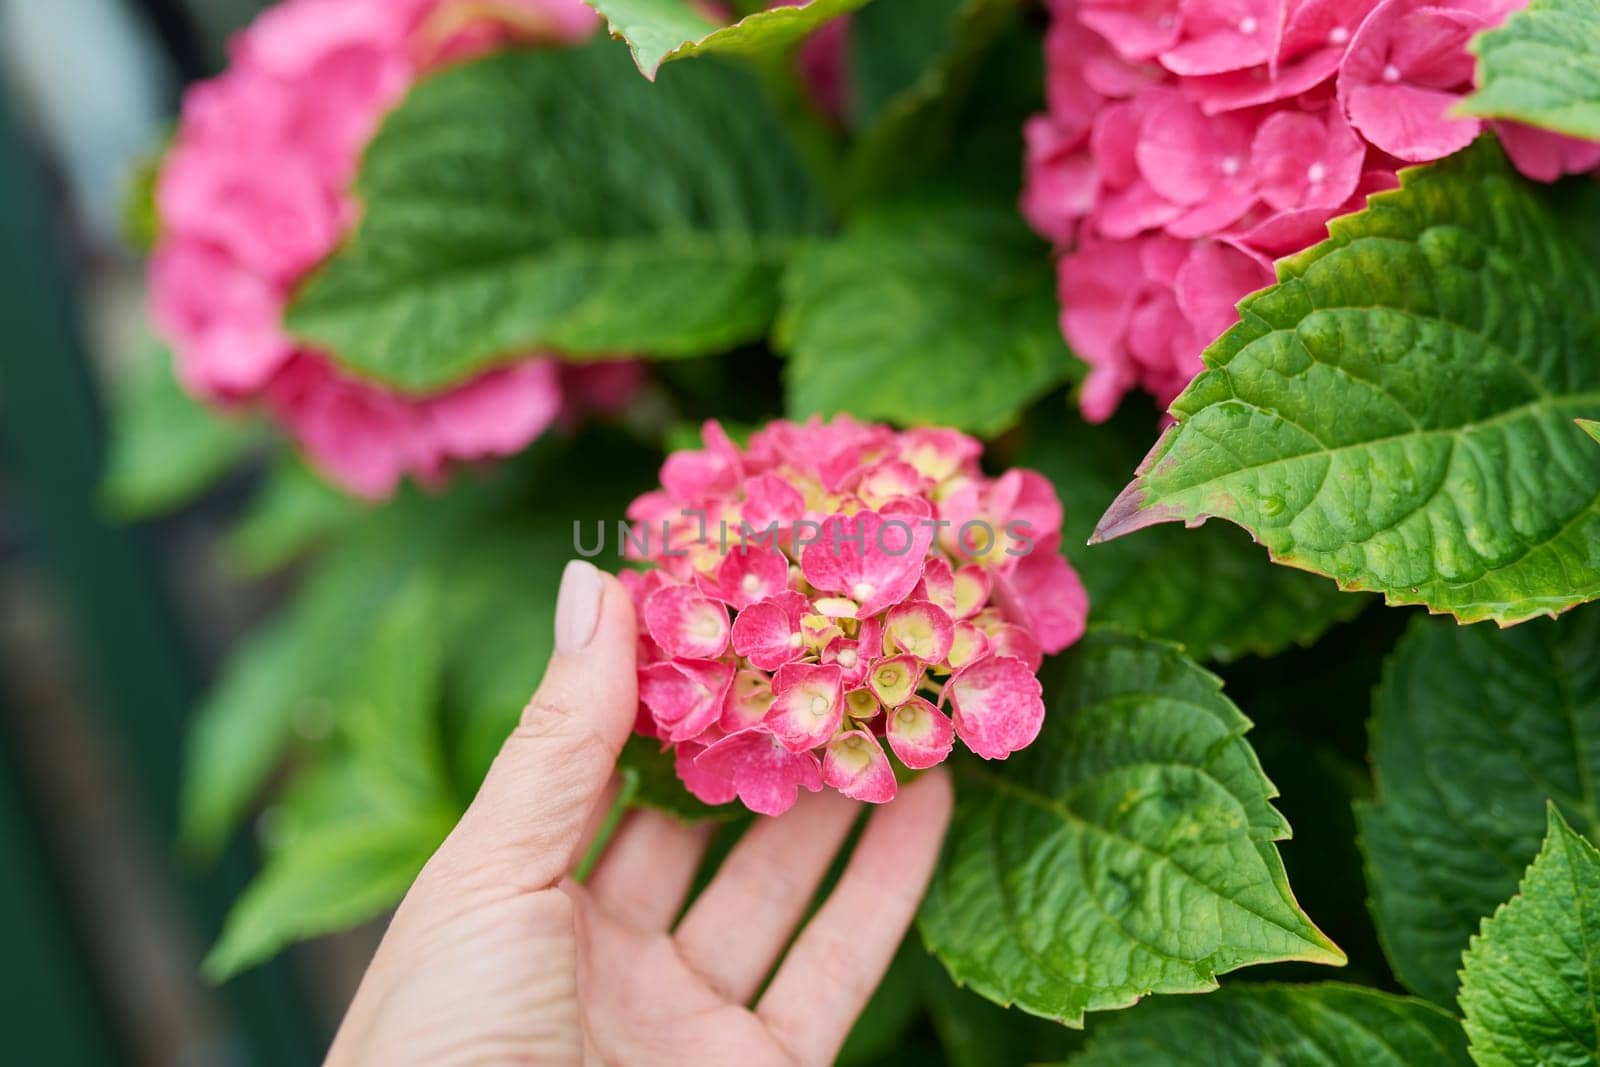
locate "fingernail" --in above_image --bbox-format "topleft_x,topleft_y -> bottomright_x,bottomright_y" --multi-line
555,560 -> 603,654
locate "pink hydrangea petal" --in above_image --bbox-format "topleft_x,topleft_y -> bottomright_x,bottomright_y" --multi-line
1496,121 -> 1600,183
851,459 -> 935,509
886,695 -> 956,770
740,472 -> 807,540
822,730 -> 898,803
948,655 -> 1046,760
424,358 -> 564,458
660,430 -> 741,501
698,546 -> 790,610
1184,45 -> 1343,113
675,741 -> 737,805
1337,0 -> 1486,161
1344,82 -> 1481,161
767,662 -> 845,751
947,621 -> 990,670
1095,179 -> 1187,238
1162,179 -> 1259,237
694,729 -> 823,816
895,428 -> 984,483
723,669 -> 775,732
1081,0 -> 1185,61
643,585 -> 731,660
1174,238 -> 1273,345
640,659 -> 735,743
867,653 -> 922,708
1023,118 -> 1098,243
995,535 -> 1089,656
265,355 -> 427,499
885,600 -> 956,663
1059,236 -> 1146,370
1158,0 -> 1278,75
820,635 -> 872,689
730,591 -> 809,670
1136,97 -> 1256,205
914,557 -> 958,614
1251,108 -> 1366,212
799,511 -> 934,617
986,623 -> 1045,673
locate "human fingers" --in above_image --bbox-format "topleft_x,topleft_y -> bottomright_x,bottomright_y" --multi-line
586,808 -> 713,931
421,560 -> 638,900
757,768 -> 952,1065
673,789 -> 859,1003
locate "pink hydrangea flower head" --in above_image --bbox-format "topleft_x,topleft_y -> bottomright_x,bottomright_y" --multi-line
626,418 -> 1089,815
148,0 -> 629,499
1024,0 -> 1600,421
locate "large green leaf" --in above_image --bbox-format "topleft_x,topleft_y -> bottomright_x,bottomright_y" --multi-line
1459,806 -> 1600,1067
918,631 -> 1342,1027
1022,412 -> 1366,662
1462,0 -> 1600,139
586,0 -> 867,80
1091,142 -> 1600,625
100,344 -> 257,518
288,42 -> 827,392
778,196 -> 1077,435
1062,983 -> 1469,1066
179,536 -> 407,857
1358,606 -> 1600,1006
203,814 -> 452,981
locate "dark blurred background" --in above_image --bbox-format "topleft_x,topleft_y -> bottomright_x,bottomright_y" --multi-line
1,2 -> 365,1062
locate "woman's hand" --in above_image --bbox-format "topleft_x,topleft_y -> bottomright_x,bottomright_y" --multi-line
326,560 -> 953,1065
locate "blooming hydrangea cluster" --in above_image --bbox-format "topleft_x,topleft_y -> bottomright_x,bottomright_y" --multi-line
622,417 -> 1089,815
1024,0 -> 1600,422
151,0 -> 638,498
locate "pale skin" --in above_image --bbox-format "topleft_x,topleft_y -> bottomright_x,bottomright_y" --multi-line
326,562 -> 954,1065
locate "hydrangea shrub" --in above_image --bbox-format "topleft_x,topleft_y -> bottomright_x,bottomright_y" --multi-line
106,0 -> 1600,1059
623,418 -> 1086,813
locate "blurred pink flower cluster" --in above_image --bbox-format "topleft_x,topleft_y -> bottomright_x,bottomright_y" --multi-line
1024,0 -> 1600,422
622,417 -> 1088,815
150,0 -> 638,498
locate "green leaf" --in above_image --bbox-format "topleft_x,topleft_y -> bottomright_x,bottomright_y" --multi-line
1462,0 -> 1600,139
1357,606 -> 1600,1006
203,813 -> 451,982
1459,806 -> 1600,1067
339,577 -> 448,803
846,0 -> 1032,202
222,453 -> 361,577
586,0 -> 868,80
100,344 -> 256,518
1091,141 -> 1600,625
1022,411 -> 1367,662
1063,983 -> 1470,1066
779,195 -> 1077,435
920,951 -> 1083,1066
1580,417 -> 1600,444
180,525 -> 425,858
288,42 -> 827,392
847,0 -> 972,127
918,630 -> 1343,1027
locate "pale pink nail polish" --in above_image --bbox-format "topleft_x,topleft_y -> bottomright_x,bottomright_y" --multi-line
555,560 -> 602,654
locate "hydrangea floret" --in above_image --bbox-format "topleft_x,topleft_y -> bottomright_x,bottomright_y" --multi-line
623,417 -> 1089,816
1024,0 -> 1600,423
150,0 -> 638,498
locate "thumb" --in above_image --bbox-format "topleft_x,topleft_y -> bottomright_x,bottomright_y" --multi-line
426,559 -> 638,896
